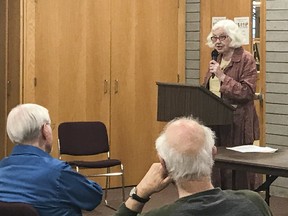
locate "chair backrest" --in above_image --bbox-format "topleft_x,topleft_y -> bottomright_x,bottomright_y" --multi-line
58,121 -> 110,156
0,202 -> 39,216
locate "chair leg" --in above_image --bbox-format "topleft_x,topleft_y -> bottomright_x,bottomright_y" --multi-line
121,164 -> 125,202
104,174 -> 110,204
104,168 -> 118,211
72,165 -> 122,211
103,166 -> 125,211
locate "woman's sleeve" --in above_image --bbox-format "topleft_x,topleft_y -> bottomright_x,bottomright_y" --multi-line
220,53 -> 257,102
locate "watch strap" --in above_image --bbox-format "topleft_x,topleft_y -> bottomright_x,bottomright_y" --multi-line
131,193 -> 150,203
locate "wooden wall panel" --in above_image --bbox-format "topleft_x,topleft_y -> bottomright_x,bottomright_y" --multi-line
4,0 -> 23,155
259,0 -> 266,146
23,0 -> 36,103
0,0 -> 8,158
1,0 -> 25,158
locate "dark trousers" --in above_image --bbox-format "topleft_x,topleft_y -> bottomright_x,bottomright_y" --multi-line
212,167 -> 258,190
210,125 -> 262,190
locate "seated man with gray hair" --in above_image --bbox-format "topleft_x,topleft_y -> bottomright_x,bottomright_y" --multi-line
0,103 -> 103,216
114,116 -> 272,216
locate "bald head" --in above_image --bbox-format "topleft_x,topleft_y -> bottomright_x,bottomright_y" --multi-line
155,116 -> 215,182
165,118 -> 205,156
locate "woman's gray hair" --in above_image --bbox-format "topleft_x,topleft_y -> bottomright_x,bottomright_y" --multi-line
6,103 -> 50,144
206,19 -> 244,48
155,117 -> 215,182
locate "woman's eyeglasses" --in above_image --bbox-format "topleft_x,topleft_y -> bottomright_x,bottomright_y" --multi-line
211,35 -> 228,42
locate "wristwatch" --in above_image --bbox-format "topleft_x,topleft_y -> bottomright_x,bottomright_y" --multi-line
129,187 -> 150,203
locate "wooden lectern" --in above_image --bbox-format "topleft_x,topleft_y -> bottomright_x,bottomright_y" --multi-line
156,82 -> 235,126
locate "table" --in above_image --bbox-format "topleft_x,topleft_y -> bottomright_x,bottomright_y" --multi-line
214,147 -> 288,205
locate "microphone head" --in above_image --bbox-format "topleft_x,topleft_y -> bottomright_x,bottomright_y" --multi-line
211,49 -> 219,61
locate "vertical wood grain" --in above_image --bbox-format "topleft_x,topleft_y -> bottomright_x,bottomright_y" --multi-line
110,0 -> 181,185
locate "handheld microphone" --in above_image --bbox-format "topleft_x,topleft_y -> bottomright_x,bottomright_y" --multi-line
211,49 -> 219,78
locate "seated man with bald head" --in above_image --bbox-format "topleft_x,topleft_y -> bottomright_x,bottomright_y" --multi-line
114,116 -> 272,216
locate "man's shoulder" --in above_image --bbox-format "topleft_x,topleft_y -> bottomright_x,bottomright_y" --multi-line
228,189 -> 261,198
224,189 -> 262,201
224,189 -> 272,216
40,155 -> 71,172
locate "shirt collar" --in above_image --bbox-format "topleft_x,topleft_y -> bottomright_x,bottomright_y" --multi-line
11,144 -> 52,158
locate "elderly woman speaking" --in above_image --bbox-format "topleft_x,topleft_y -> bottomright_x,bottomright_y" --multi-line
202,19 -> 259,190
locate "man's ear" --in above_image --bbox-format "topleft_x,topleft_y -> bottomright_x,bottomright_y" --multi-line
158,155 -> 168,175
41,124 -> 49,140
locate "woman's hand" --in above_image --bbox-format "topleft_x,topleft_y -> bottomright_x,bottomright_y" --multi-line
209,60 -> 226,81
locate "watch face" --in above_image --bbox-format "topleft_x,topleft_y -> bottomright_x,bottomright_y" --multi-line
129,186 -> 150,203
129,187 -> 136,196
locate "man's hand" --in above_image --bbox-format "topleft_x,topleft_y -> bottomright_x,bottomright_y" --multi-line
137,163 -> 172,199
124,163 -> 172,213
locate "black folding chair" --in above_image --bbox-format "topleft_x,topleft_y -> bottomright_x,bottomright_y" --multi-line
57,121 -> 125,210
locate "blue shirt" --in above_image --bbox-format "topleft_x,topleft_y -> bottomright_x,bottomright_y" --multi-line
0,145 -> 103,216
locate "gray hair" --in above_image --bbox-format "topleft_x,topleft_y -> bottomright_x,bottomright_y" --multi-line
206,19 -> 244,48
6,103 -> 50,144
155,116 -> 215,182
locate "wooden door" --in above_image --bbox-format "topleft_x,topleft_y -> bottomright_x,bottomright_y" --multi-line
0,0 -> 6,158
258,0 -> 266,145
0,0 -> 23,157
110,0 -> 184,186
30,0 -> 111,157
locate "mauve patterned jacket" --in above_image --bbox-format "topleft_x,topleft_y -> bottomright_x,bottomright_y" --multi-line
203,47 -> 259,147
